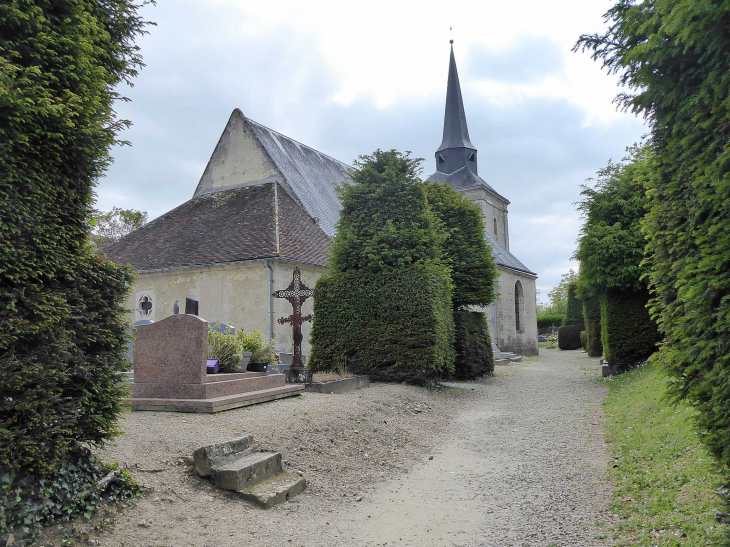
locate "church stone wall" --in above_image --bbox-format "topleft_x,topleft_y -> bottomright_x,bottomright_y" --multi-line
126,261 -> 326,359
461,187 -> 509,250
493,267 -> 538,356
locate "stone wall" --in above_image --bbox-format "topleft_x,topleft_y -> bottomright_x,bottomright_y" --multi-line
461,186 -> 509,250
475,267 -> 538,356
127,260 -> 325,356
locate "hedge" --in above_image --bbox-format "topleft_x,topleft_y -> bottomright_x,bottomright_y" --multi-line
582,296 -> 603,357
580,331 -> 588,351
309,264 -> 455,384
558,324 -> 583,350
600,289 -> 659,373
537,314 -> 564,330
452,311 -> 493,380
562,282 -> 584,328
0,2 -> 148,541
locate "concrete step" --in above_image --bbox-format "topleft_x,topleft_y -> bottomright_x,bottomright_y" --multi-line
214,451 -> 282,492
240,471 -> 306,508
193,435 -> 253,477
128,383 -> 304,412
500,352 -> 517,359
509,355 -> 523,363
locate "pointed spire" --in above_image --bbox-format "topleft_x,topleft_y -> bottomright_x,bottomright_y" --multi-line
435,41 -> 478,175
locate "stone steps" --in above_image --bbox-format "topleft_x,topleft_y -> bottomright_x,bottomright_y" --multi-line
241,471 -> 307,508
193,435 -> 305,508
215,451 -> 282,491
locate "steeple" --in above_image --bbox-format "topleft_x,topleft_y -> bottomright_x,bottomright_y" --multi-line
436,41 -> 478,176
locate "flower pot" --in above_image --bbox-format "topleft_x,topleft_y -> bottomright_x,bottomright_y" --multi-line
241,351 -> 253,370
247,361 -> 268,373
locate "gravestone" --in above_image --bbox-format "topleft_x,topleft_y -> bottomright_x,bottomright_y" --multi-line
128,314 -> 304,412
134,314 -> 207,385
185,297 -> 199,316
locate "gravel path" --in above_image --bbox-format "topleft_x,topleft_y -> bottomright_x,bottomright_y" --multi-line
80,348 -> 611,547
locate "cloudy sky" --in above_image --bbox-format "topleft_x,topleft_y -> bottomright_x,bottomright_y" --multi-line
100,0 -> 647,302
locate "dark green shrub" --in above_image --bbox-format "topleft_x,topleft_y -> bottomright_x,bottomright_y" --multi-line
310,150 -> 453,384
309,264 -> 454,384
578,0 -> 730,492
558,324 -> 583,350
537,314 -> 564,330
600,289 -> 659,373
582,296 -> 603,357
423,183 -> 497,309
0,1 -> 148,541
580,331 -> 588,351
562,282 -> 584,328
452,311 -> 493,380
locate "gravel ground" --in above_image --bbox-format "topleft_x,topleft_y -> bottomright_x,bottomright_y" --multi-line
62,348 -> 612,546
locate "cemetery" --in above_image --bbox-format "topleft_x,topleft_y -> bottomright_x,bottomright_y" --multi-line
4,1 -> 730,546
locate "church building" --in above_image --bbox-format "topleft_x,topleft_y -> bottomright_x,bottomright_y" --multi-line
428,43 -> 538,356
107,43 -> 537,359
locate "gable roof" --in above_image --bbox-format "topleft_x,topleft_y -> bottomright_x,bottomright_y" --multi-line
194,109 -> 352,237
105,183 -> 330,272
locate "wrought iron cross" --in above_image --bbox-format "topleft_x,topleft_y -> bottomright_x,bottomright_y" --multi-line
273,266 -> 321,366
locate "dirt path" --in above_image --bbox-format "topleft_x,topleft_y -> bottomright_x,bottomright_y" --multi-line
85,349 -> 611,547
319,348 -> 613,547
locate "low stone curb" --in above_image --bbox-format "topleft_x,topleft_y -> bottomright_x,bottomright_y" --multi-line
305,375 -> 370,394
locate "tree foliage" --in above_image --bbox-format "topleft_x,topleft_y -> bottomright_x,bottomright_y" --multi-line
310,150 -> 454,384
544,270 -> 577,316
92,207 -> 148,251
423,182 -> 497,309
574,145 -> 652,293
0,1 -> 150,540
577,0 -> 730,465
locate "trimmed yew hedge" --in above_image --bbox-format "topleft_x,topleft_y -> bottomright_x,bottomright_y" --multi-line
537,314 -> 564,330
309,264 -> 455,384
582,296 -> 603,357
600,289 -> 659,373
452,311 -> 493,379
558,324 -> 583,350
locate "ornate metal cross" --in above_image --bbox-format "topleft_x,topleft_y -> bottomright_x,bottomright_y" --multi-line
273,266 -> 320,366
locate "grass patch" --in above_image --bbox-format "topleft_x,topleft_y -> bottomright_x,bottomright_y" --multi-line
604,363 -> 727,546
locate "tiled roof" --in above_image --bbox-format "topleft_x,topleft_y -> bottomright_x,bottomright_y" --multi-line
105,183 -> 330,271
247,119 -> 352,237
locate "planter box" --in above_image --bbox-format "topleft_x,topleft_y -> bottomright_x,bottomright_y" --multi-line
305,375 -> 370,395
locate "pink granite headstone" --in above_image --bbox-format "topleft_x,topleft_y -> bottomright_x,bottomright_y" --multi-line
133,314 -> 208,385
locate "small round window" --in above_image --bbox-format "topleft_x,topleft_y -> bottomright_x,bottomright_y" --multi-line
138,295 -> 153,316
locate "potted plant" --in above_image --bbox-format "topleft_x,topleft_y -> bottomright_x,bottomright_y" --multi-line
236,330 -> 275,372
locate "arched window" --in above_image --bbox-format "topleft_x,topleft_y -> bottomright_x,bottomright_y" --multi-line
493,218 -> 498,236
514,281 -> 524,333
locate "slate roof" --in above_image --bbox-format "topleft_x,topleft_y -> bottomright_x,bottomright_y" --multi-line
437,43 -> 475,153
105,183 -> 330,271
484,233 -> 536,277
246,117 -> 352,237
428,167 -> 508,203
